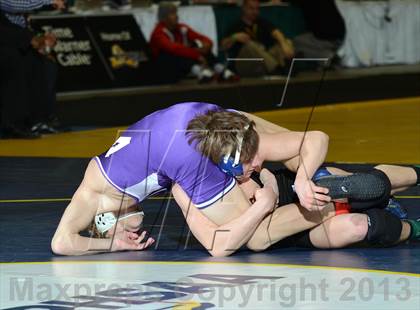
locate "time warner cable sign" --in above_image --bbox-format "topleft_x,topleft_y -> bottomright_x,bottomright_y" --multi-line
31,14 -> 151,92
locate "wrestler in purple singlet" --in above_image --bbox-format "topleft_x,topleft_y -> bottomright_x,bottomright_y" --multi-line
95,102 -> 236,209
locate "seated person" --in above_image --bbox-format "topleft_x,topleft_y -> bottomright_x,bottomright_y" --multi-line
221,0 -> 295,77
290,0 -> 345,70
150,2 -> 237,84
102,0 -> 132,11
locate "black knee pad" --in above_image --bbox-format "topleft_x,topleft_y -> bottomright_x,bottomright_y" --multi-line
364,209 -> 402,246
350,169 -> 391,211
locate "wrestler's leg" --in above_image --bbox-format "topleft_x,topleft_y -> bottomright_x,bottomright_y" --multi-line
324,167 -> 350,176
202,199 -> 336,251
326,165 -> 418,194
246,202 -> 336,251
271,167 -> 373,248
201,171 -> 336,252
374,164 -> 418,194
325,165 -> 416,218
307,213 -> 368,248
230,165 -> 416,251
290,165 -> 414,248
307,212 -> 412,249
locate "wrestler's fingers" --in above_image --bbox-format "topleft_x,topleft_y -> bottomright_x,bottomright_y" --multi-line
314,193 -> 331,203
121,240 -> 144,251
138,237 -> 155,249
135,231 -> 147,243
313,185 -> 329,195
127,232 -> 139,240
145,237 -> 155,247
132,231 -> 150,246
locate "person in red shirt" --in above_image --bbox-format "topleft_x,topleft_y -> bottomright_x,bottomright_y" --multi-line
150,2 -> 237,83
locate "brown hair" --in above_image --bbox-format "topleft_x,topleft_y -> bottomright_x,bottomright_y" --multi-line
87,221 -> 106,239
186,110 -> 259,163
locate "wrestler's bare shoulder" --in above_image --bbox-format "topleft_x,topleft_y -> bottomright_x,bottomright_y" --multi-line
81,159 -> 136,205
240,111 -> 289,134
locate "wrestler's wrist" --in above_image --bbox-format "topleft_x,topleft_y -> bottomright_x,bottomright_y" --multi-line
253,191 -> 276,214
294,173 -> 309,185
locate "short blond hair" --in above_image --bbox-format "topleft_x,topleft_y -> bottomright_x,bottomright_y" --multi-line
187,110 -> 259,163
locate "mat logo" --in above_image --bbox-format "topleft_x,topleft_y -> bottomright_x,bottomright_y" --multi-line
6,273 -> 283,309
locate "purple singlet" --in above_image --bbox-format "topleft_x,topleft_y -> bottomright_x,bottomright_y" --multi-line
95,102 -> 235,209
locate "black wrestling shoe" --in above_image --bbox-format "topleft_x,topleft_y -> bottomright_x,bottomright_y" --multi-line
314,173 -> 387,200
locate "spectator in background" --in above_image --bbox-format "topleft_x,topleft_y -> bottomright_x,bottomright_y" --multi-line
102,0 -> 132,11
0,0 -> 64,139
221,0 -> 294,77
291,0 -> 345,68
150,2 -> 237,84
0,12 -> 38,138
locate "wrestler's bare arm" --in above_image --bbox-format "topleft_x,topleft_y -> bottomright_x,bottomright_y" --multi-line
240,112 -> 299,170
242,111 -> 328,174
171,183 -> 277,257
241,111 -> 289,134
242,112 -> 330,209
51,160 -> 153,256
261,131 -> 329,191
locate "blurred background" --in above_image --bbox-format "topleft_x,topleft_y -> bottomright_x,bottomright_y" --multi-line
0,0 -> 419,164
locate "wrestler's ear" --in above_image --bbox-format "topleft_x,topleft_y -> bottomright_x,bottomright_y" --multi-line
105,223 -> 118,237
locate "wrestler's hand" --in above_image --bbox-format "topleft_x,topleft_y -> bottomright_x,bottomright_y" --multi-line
294,177 -> 330,211
254,187 -> 277,214
254,169 -> 279,213
111,230 -> 155,252
259,168 -> 279,198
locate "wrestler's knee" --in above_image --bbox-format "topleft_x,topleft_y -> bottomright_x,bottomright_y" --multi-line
246,232 -> 272,252
346,214 -> 369,242
373,164 -> 391,171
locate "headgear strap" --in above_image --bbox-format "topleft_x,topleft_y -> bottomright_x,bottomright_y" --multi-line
95,211 -> 145,234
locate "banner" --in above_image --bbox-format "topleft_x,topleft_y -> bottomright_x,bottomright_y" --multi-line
31,14 -> 152,92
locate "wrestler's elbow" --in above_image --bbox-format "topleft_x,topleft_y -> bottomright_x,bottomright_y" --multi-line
51,236 -> 66,255
209,248 -> 232,257
303,131 -> 329,156
311,131 -> 329,146
51,232 -> 73,256
207,239 -> 234,257
246,236 -> 270,252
